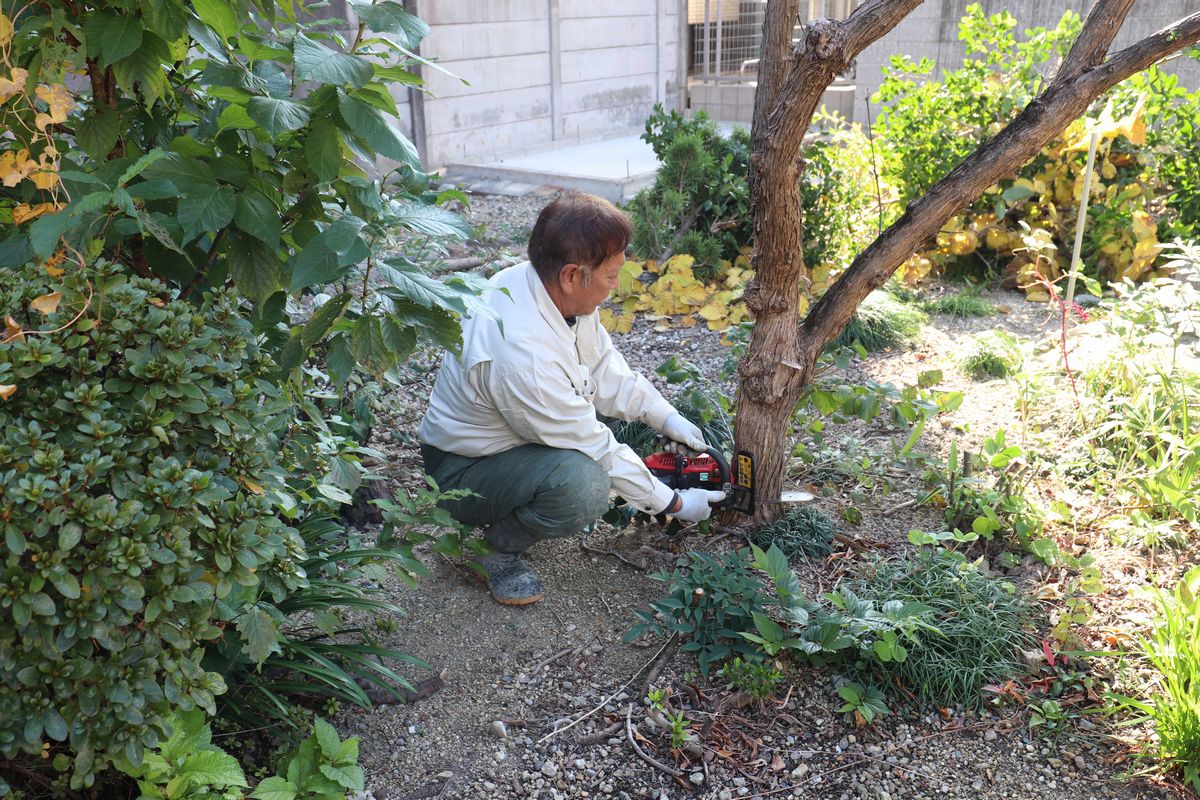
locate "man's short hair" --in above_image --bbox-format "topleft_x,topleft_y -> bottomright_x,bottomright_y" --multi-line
527,192 -> 633,285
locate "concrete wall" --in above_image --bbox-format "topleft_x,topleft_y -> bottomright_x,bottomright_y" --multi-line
412,0 -> 684,168
854,0 -> 1200,117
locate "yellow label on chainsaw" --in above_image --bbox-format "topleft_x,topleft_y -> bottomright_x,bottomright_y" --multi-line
737,454 -> 753,488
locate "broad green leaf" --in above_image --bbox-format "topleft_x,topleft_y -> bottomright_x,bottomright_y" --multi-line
193,0 -> 240,40
319,763 -> 365,791
29,209 -> 80,258
178,184 -> 237,241
180,750 -> 248,788
100,15 -> 144,66
336,90 -> 418,167
326,457 -> 361,494
289,217 -> 367,290
137,211 -> 190,258
246,97 -> 311,135
386,202 -> 472,238
145,151 -> 216,186
76,106 -> 119,161
111,32 -> 171,106
351,316 -> 392,375
234,191 -> 281,249
350,0 -> 429,48
0,234 -> 32,268
218,103 -> 257,131
1001,184 -> 1036,203
293,33 -> 372,88
248,776 -> 297,800
305,117 -> 343,183
229,237 -> 281,302
301,293 -> 353,349
236,607 -> 281,666
381,316 -> 416,360
313,718 -> 341,761
118,149 -> 167,187
143,0 -> 189,41
326,333 -> 354,386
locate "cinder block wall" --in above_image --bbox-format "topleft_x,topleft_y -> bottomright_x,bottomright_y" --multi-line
854,0 -> 1200,121
413,0 -> 683,169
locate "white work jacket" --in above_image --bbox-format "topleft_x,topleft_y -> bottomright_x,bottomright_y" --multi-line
418,261 -> 677,514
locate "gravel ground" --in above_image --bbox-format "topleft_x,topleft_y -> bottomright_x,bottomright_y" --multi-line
335,191 -> 1186,800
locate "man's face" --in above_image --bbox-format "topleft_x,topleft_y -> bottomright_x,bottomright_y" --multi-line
559,250 -> 623,317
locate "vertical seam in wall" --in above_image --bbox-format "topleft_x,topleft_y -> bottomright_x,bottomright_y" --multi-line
406,0 -> 429,166
678,0 -> 689,112
549,0 -> 563,141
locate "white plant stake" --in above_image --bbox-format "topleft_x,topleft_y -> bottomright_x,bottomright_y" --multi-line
1066,131 -> 1100,306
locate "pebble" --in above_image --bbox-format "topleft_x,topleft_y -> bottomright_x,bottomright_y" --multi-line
790,764 -> 810,780
541,762 -> 559,778
690,772 -> 705,785
984,729 -> 997,742
1074,755 -> 1086,771
489,720 -> 509,739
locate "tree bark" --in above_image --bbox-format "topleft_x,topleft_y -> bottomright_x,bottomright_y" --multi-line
735,2 -> 1200,524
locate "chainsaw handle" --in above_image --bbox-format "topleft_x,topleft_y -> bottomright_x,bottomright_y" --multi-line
703,447 -> 733,497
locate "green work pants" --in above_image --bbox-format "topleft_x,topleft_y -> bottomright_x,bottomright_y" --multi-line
420,443 -> 611,554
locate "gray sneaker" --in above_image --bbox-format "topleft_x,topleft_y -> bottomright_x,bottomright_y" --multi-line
478,552 -> 544,605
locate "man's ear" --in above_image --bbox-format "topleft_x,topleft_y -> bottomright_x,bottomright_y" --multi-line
558,262 -> 583,293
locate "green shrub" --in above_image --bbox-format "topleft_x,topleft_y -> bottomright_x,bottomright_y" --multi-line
718,657 -> 783,700
960,330 -> 1022,380
841,549 -> 1035,707
828,290 -> 926,352
747,506 -> 838,562
0,263 -> 299,787
1107,567 -> 1200,791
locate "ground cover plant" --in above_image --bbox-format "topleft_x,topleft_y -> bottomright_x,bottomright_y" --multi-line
960,330 -> 1023,380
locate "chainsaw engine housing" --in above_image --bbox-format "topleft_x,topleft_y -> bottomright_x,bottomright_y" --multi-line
644,447 -> 754,515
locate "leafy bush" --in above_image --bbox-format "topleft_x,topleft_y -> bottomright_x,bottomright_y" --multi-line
960,330 -> 1022,380
828,290 -> 925,353
117,710 -> 364,800
840,549 -> 1035,707
1107,567 -> 1200,791
627,550 -> 774,676
0,264 -> 299,787
718,657 -> 783,700
747,506 -> 838,562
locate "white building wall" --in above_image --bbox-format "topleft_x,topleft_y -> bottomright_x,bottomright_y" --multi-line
412,0 -> 683,169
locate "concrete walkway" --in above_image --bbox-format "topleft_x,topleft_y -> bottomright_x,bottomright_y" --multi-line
442,130 -> 659,202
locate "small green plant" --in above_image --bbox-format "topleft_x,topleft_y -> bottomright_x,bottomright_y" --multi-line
960,330 -> 1022,380
841,549 -> 1035,707
828,290 -> 926,353
627,550 -> 774,675
664,710 -> 691,750
1028,698 -> 1076,737
718,657 -> 784,700
1106,567 -> 1200,791
747,506 -> 838,562
250,717 -> 364,800
922,291 -> 996,318
837,682 -> 890,725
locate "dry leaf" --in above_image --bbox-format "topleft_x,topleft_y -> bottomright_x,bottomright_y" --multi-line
240,477 -> 265,495
30,291 -> 61,315
0,384 -> 15,401
4,315 -> 24,342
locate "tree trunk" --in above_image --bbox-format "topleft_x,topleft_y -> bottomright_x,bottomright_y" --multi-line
734,0 -> 1200,524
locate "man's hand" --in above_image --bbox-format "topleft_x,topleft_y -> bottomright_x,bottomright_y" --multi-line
662,412 -> 707,452
670,488 -> 727,523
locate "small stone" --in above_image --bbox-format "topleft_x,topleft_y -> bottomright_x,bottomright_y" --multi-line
1074,755 -> 1086,771
541,762 -> 559,779
436,771 -> 453,780
866,745 -> 883,757
790,764 -> 810,780
690,772 -> 705,785
984,730 -> 997,742
719,791 -> 734,800
489,720 -> 509,739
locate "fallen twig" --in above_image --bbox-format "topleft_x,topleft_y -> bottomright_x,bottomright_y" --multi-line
639,634 -> 680,696
883,497 -> 920,517
529,646 -> 579,679
580,533 -> 646,570
576,719 -> 624,746
537,633 -> 677,744
625,703 -> 684,778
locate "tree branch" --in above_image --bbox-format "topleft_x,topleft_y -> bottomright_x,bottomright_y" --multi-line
1056,0 -> 1137,83
752,0 -> 800,134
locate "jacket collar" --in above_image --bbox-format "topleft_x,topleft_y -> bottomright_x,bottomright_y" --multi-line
525,262 -> 578,340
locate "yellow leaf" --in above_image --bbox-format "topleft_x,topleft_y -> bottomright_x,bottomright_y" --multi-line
0,68 -> 28,104
0,148 -> 35,187
1131,210 -> 1157,242
43,263 -> 64,277
697,300 -> 727,321
0,384 -> 15,401
240,477 -> 265,495
679,315 -> 697,328
30,291 -> 61,315
653,318 -> 672,332
4,316 -> 23,342
0,14 -> 11,48
35,84 -> 76,125
12,202 -> 57,225
29,170 -> 58,190
1117,93 -> 1147,146
616,260 -> 643,295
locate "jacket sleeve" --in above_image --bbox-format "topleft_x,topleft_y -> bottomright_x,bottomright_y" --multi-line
586,321 -> 676,430
489,363 -> 676,514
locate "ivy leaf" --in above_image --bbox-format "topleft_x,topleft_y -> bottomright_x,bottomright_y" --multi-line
248,776 -> 298,800
246,97 -> 311,135
234,190 -> 281,250
193,0 -> 240,40
305,117 -> 343,183
336,90 -> 418,167
76,106 -> 119,161
229,237 -> 281,303
349,0 -> 429,48
236,607 -> 281,667
181,750 -> 249,788
293,33 -> 372,88
178,184 -> 236,242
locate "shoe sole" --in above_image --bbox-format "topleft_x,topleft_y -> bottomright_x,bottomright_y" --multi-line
492,592 -> 544,606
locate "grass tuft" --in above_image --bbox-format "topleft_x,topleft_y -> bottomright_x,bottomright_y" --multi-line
960,330 -> 1022,380
829,291 -> 926,353
841,549 -> 1035,707
923,291 -> 996,318
747,506 -> 838,561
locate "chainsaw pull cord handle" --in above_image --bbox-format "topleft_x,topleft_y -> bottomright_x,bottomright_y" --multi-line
704,447 -> 733,497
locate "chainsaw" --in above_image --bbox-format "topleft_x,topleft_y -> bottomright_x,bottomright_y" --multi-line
643,446 -> 755,515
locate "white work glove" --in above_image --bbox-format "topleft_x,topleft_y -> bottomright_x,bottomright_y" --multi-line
670,488 -> 727,523
661,412 -> 707,453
